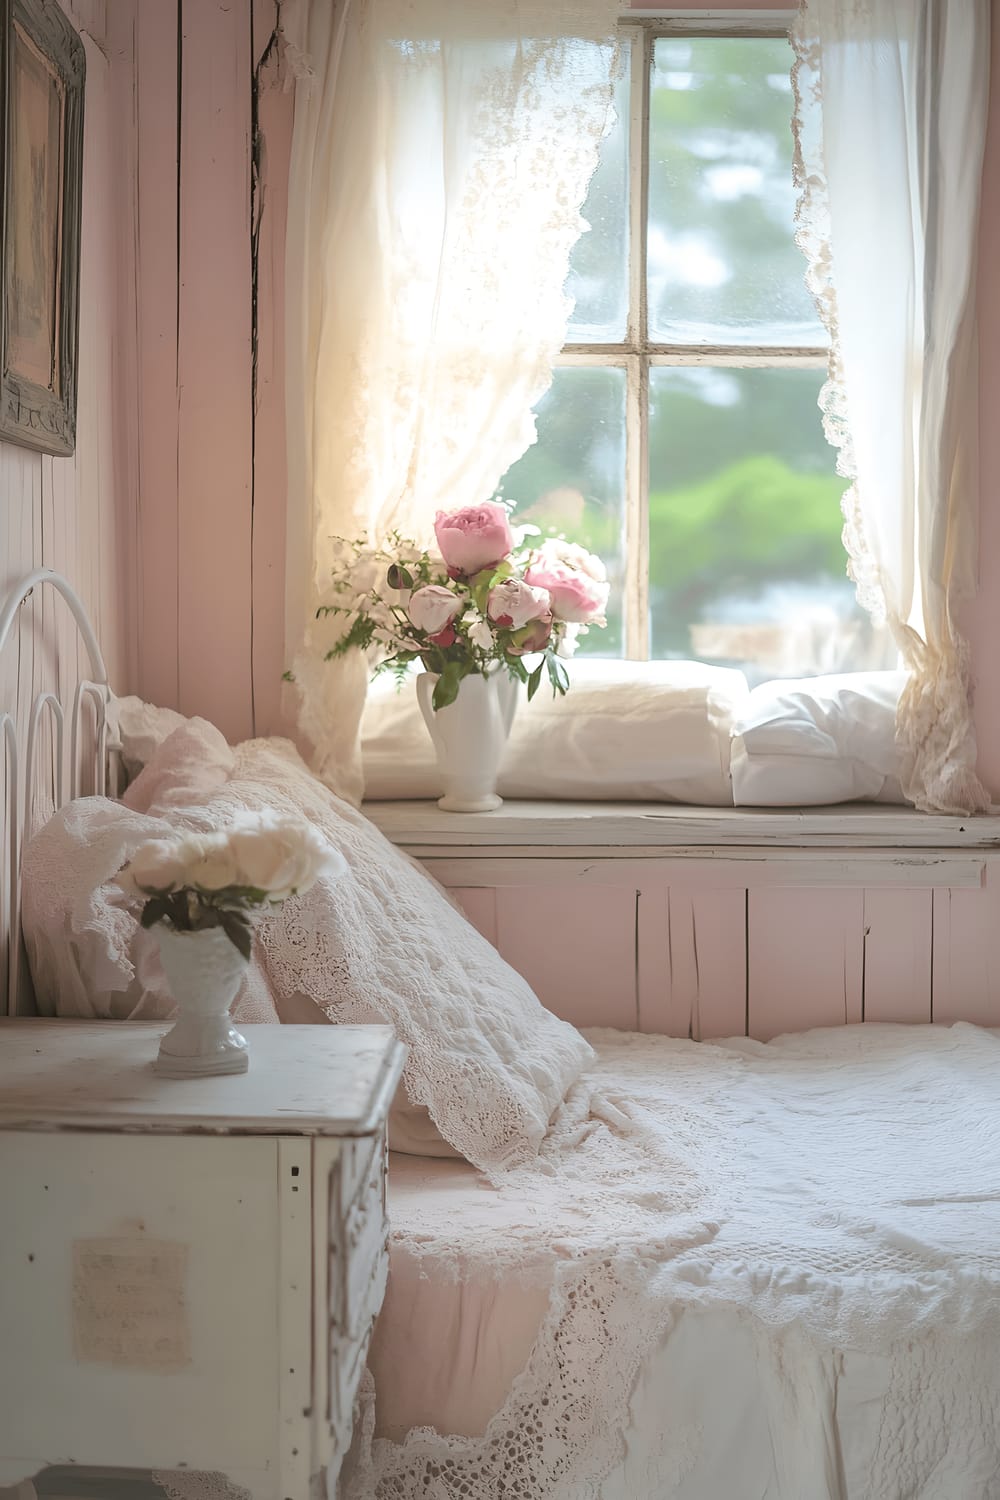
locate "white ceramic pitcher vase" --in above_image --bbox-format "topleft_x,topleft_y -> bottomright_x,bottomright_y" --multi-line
155,924 -> 250,1077
416,669 -> 519,813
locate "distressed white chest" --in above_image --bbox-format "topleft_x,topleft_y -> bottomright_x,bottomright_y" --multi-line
0,1021 -> 406,1500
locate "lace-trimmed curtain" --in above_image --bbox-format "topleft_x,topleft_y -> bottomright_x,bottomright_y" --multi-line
280,0 -> 620,803
791,0 -> 992,814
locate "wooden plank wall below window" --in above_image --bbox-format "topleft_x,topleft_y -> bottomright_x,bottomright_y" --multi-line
447,869 -> 1000,1040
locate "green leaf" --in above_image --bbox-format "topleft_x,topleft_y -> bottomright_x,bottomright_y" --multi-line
526,661 -> 544,702
221,911 -> 253,962
139,897 -> 170,929
432,661 -> 463,710
546,652 -> 569,695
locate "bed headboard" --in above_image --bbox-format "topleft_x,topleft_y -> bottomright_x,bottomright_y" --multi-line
0,569 -> 117,1017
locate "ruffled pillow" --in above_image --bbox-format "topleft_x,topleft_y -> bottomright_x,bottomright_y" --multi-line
133,726 -> 593,1176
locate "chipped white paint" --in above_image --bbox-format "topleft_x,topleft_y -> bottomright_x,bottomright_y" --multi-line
0,1022 -> 405,1498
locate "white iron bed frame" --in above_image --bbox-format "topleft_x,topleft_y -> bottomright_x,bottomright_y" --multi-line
0,568 -> 117,1018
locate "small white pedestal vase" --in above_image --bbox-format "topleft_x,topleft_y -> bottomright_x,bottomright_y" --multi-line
417,669 -> 519,812
154,925 -> 250,1078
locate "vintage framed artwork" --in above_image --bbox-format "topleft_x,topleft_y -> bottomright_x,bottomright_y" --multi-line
0,0 -> 84,456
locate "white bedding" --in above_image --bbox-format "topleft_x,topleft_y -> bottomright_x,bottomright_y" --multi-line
349,1025 -> 1000,1500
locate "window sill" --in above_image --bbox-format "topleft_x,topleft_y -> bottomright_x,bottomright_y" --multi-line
363,800 -> 1000,888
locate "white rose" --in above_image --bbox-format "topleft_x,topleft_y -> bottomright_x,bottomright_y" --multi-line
187,835 -> 241,892
118,838 -> 191,896
229,816 -> 346,901
407,585 -> 463,636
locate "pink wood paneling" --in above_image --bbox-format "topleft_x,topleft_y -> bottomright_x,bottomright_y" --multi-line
176,0 -> 254,743
495,886 -> 638,1029
637,887 -> 746,1039
251,1 -> 293,736
132,0 -> 180,713
449,888 -> 498,947
1,3 -> 137,1009
970,0 -> 1000,794
862,889 -> 932,1023
747,888 -> 864,1040
931,870 -> 1000,1027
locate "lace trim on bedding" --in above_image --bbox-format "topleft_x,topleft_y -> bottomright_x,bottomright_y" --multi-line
160,739 -> 591,1179
348,1256 -> 671,1500
353,1026 -> 1000,1497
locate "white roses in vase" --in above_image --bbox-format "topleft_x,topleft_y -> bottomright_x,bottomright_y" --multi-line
118,812 -> 345,958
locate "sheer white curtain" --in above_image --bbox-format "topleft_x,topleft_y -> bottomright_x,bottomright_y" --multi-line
280,0 -> 620,803
791,0 -> 992,814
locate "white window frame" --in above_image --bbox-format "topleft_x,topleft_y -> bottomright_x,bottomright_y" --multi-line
562,9 -> 829,660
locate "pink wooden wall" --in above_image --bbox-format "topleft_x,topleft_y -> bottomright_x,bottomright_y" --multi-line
127,0 -> 287,745
448,870 -> 1000,1040
1,0 -> 138,773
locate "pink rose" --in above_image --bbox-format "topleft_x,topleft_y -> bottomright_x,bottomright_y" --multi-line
524,554 -> 610,624
434,503 -> 513,578
407,584 -> 462,636
486,578 -> 552,631
508,615 -> 553,656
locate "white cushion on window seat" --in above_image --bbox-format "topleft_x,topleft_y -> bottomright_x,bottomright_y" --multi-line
730,671 -> 909,807
362,658 -> 751,806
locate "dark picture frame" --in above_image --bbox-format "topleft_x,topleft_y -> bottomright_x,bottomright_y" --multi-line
0,0 -> 83,456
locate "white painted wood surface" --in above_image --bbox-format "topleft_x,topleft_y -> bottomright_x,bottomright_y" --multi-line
0,1023 -> 405,1499
364,800 -> 1000,850
0,1021 -> 404,1137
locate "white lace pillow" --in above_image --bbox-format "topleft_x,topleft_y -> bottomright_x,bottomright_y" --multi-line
136,730 -> 593,1175
21,797 -> 278,1024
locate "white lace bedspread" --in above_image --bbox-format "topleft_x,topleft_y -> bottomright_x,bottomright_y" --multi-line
348,1023 -> 1000,1500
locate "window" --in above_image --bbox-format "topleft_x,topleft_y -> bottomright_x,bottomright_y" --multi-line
497,18 -> 891,684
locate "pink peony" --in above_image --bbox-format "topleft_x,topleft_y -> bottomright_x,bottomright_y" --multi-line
486,578 -> 552,631
524,553 -> 609,624
434,503 -> 513,578
407,584 -> 462,637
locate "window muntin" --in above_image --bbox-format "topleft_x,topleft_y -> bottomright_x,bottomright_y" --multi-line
499,21 -> 890,681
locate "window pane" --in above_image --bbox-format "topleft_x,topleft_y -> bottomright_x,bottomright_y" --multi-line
496,367 -> 626,656
648,367 -> 892,680
647,36 -> 823,347
565,60 -> 629,343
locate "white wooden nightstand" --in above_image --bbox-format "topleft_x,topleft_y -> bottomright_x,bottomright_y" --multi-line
0,1021 -> 406,1500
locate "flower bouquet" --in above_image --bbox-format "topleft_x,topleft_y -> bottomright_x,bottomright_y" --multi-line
321,501 -> 610,712
118,813 -> 345,1075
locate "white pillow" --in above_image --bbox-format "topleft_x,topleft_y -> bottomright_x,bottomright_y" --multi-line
128,722 -> 593,1176
729,671 -> 908,807
21,797 -> 279,1023
112,694 -> 191,778
363,658 -> 749,805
